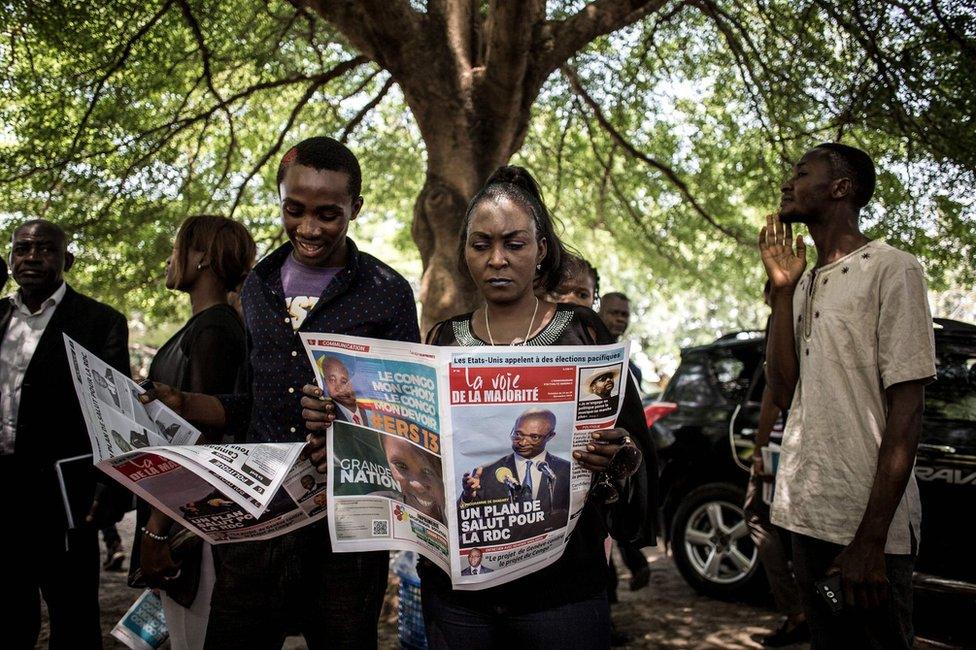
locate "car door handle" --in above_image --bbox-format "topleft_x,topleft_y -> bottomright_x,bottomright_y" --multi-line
918,443 -> 956,454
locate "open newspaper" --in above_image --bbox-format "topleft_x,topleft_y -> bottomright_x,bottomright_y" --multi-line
299,332 -> 630,590
66,331 -> 630,589
65,334 -> 326,543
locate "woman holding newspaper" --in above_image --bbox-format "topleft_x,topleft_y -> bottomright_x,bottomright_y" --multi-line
132,215 -> 255,650
301,166 -> 658,649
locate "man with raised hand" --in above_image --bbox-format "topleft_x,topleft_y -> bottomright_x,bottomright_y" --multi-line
761,143 -> 935,649
143,137 -> 420,649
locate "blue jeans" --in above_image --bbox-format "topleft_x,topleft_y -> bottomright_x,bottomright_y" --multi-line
421,584 -> 610,649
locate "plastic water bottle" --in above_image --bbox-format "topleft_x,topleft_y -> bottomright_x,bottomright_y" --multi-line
393,551 -> 428,650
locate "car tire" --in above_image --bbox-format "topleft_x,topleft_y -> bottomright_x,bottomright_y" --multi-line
670,483 -> 763,600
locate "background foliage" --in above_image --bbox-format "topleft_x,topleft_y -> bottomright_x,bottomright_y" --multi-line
2,1 -> 974,376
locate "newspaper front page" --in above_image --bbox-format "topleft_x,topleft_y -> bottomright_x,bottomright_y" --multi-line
300,332 -> 630,590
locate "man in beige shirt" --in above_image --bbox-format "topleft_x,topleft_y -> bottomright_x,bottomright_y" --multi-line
760,143 -> 935,649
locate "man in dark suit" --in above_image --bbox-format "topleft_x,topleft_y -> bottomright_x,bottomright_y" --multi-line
319,355 -> 373,425
460,408 -> 571,533
0,219 -> 130,648
460,547 -> 493,576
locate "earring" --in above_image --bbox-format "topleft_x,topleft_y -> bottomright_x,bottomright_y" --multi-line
536,264 -> 542,271
197,263 -> 204,270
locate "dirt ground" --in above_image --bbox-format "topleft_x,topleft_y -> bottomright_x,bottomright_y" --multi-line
37,512 -> 956,649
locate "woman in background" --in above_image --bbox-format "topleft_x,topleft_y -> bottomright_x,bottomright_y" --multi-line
545,253 -> 599,309
133,215 -> 255,650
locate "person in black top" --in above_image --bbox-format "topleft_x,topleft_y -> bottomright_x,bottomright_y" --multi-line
301,166 -> 658,649
134,215 -> 255,650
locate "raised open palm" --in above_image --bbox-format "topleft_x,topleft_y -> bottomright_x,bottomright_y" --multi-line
759,213 -> 807,289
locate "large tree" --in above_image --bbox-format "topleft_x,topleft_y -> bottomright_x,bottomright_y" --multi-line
1,1 -> 974,330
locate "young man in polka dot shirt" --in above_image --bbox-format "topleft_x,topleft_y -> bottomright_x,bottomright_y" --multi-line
145,137 -> 420,648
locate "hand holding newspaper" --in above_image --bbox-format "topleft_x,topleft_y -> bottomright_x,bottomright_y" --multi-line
67,332 -> 634,589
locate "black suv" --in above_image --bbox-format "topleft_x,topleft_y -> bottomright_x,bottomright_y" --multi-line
652,318 -> 976,609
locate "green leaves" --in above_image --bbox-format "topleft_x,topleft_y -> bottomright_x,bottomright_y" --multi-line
0,0 -> 972,341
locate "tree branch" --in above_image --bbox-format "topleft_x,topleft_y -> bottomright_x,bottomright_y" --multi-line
428,0 -> 478,72
65,0 -> 175,158
576,100 -> 695,271
1,61 -> 367,185
542,0 -> 671,75
176,0 -> 237,202
563,65 -> 746,243
294,0 -> 423,70
339,75 -> 395,143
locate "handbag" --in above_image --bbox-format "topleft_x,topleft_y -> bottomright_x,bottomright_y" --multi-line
128,525 -> 204,609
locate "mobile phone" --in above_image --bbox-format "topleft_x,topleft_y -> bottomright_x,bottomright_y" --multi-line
815,574 -> 844,614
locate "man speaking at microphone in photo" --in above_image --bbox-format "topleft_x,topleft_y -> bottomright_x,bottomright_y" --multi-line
459,408 -> 570,533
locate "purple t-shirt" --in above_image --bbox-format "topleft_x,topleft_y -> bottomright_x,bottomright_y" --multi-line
280,254 -> 340,330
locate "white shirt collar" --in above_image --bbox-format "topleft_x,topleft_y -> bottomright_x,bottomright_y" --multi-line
12,282 -> 66,316
515,450 -> 547,465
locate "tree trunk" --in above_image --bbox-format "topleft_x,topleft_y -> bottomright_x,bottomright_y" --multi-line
407,106 -> 532,334
411,167 -> 479,334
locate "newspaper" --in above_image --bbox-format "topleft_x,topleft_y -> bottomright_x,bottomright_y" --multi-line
300,332 -> 630,590
111,590 -> 168,650
65,334 -> 327,543
761,443 -> 781,506
65,330 -> 632,587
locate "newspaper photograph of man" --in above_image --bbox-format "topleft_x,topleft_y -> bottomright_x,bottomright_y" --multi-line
92,365 -> 122,409
577,363 -> 625,419
317,354 -> 373,425
458,407 -> 571,544
460,547 -> 493,575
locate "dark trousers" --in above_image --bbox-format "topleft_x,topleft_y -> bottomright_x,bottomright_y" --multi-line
744,476 -> 803,618
607,541 -> 647,603
0,526 -> 102,649
204,522 -> 389,649
421,585 -> 611,650
791,532 -> 914,650
100,523 -> 121,548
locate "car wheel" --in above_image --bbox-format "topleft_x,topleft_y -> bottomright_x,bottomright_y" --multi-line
671,483 -> 761,600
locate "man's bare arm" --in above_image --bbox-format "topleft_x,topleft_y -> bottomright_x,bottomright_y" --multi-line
759,214 -> 806,410
830,380 -> 925,609
138,384 -> 227,428
764,290 -> 800,410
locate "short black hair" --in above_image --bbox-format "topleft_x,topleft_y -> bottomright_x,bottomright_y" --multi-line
563,253 -> 601,298
602,291 -> 629,304
276,136 -> 362,198
458,165 -> 568,292
814,142 -> 876,208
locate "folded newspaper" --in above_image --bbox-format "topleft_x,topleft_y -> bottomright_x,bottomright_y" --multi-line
65,334 -> 324,543
66,332 -> 631,589
111,590 -> 168,650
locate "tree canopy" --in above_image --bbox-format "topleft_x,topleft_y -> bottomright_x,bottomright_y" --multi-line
1,0 -> 974,343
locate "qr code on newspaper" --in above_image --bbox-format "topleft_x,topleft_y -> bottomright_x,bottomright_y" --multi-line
371,519 -> 389,536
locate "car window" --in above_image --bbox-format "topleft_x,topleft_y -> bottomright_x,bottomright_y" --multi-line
664,362 -> 716,407
708,346 -> 761,404
927,341 -> 976,423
